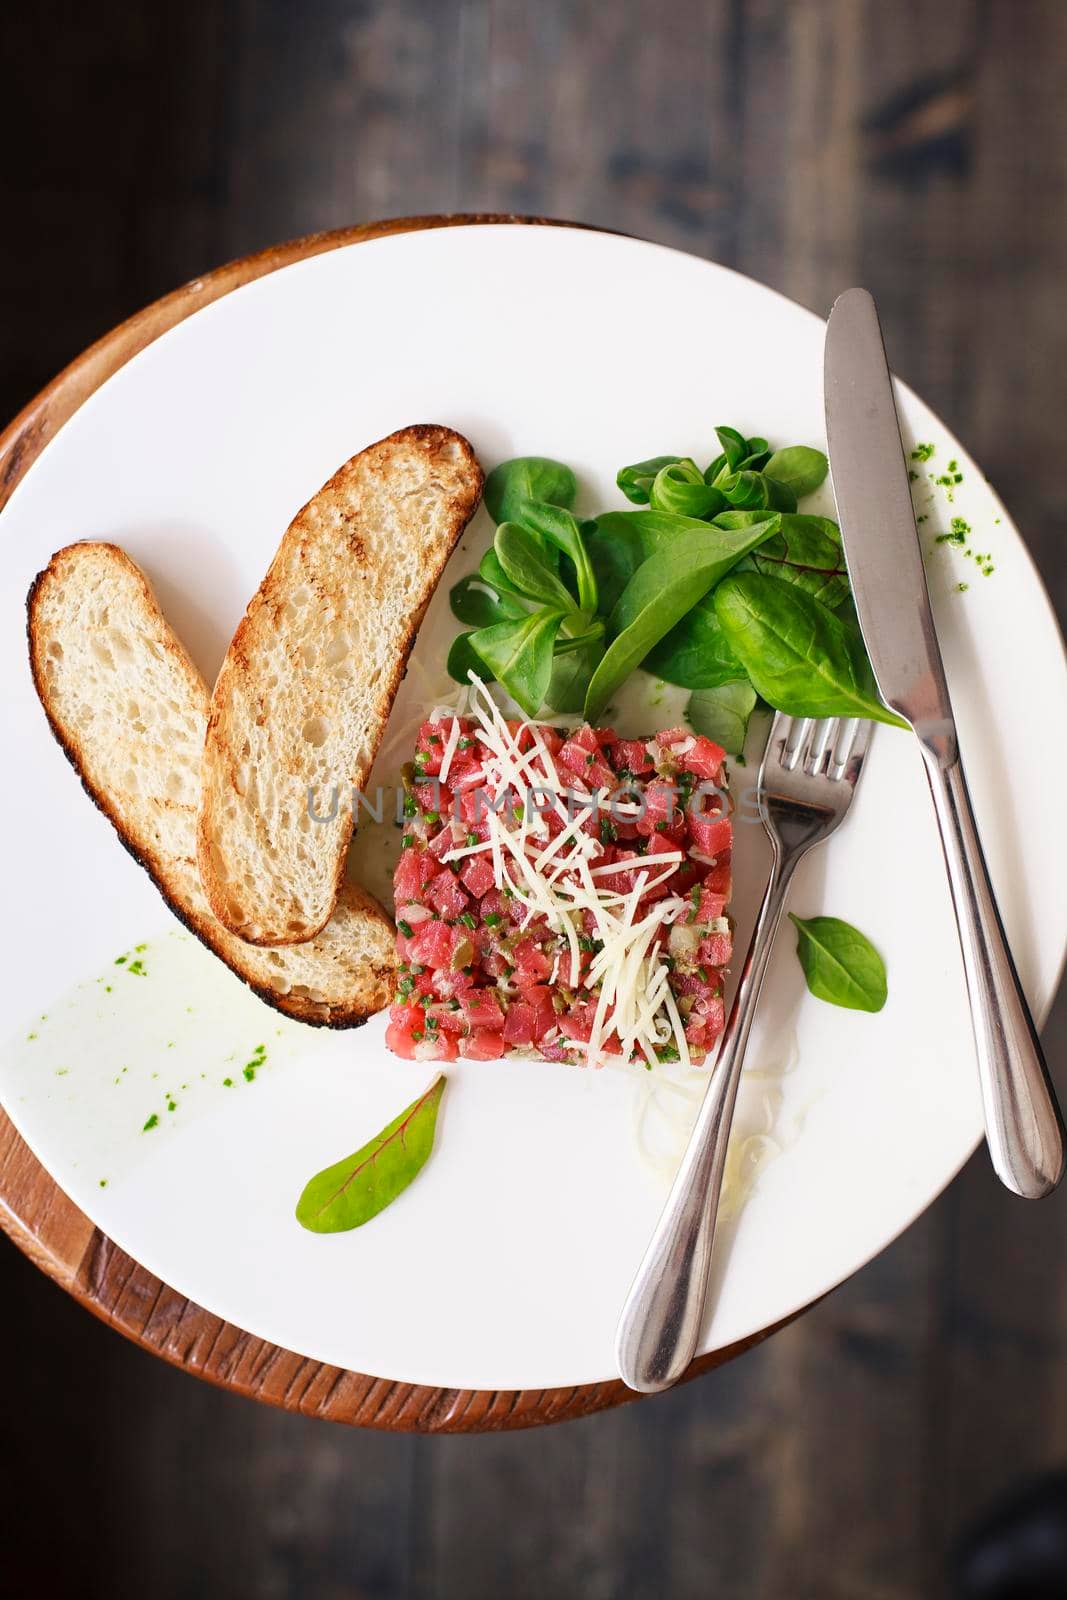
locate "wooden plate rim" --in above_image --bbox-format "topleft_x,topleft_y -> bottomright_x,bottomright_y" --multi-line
0,213 -> 808,1430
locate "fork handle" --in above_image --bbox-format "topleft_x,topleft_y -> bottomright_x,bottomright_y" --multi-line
922,751 -> 1064,1198
615,849 -> 799,1393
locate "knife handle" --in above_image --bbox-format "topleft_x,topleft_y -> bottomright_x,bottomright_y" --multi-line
921,748 -> 1064,1197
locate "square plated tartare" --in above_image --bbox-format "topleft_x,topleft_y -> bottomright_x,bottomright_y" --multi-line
386,682 -> 733,1068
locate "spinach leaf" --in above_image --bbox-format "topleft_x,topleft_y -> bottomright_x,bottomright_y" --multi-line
788,914 -> 887,1012
545,638 -> 602,713
687,681 -> 758,756
583,518 -> 779,721
643,592 -> 747,688
713,572 -> 907,727
650,459 -> 725,520
519,501 -> 598,613
469,608 -> 566,715
585,509 -> 718,617
585,515 -> 648,616
450,574 -> 529,629
295,1076 -> 446,1232
484,457 -> 577,524
762,445 -> 828,500
751,513 -> 850,609
617,455 -> 681,505
712,508 -> 783,533
494,522 -> 579,613
610,519 -> 778,635
447,631 -> 495,685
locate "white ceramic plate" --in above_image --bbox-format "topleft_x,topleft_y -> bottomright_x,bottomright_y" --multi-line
1,224 -> 1064,1392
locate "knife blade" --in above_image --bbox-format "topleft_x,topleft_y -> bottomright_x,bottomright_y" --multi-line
824,286 -> 1064,1200
824,286 -> 955,757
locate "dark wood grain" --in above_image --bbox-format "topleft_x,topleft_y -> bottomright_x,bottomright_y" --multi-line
1,1 -> 1066,1596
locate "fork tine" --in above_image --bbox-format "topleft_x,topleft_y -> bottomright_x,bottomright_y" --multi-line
845,717 -> 874,776
780,717 -> 812,772
827,718 -> 859,780
828,717 -> 873,782
802,718 -> 837,776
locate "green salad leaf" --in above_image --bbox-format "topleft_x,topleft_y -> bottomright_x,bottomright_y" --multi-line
609,520 -> 779,636
447,631 -> 495,684
713,572 -> 907,727
617,455 -> 681,505
751,513 -> 850,610
687,682 -> 758,756
478,547 -> 528,599
584,518 -> 778,721
585,514 -> 648,616
762,445 -> 828,500
484,457 -> 577,524
494,522 -> 579,613
643,592 -> 747,688
519,501 -> 598,613
545,637 -> 602,713
712,425 -> 749,475
445,432 -> 903,724
295,1076 -> 446,1232
585,509 -> 721,617
468,608 -> 566,715
449,573 -> 529,629
788,915 -> 888,1012
649,458 -> 725,519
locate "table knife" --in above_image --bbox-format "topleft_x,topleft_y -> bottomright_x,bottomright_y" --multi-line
824,286 -> 1064,1199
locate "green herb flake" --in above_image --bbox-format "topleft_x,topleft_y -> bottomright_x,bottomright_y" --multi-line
142,1113 -> 159,1132
223,1077 -> 233,1087
910,442 -> 935,462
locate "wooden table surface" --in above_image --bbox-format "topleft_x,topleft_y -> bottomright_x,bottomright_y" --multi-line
2,2 -> 1066,1596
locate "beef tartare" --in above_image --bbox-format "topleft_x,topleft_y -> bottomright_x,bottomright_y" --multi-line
386,681 -> 733,1068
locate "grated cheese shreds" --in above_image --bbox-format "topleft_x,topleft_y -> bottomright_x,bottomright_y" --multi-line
447,674 -> 705,1068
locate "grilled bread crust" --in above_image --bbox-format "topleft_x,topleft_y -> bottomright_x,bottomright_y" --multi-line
196,424 -> 483,946
28,542 -> 397,1026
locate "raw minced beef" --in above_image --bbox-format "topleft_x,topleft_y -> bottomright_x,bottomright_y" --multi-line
386,713 -> 733,1066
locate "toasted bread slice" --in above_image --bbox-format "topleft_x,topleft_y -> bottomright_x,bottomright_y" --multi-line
28,543 -> 397,1027
197,424 -> 483,945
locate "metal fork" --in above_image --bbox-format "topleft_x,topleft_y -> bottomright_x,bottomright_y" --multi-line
615,711 -> 874,1393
